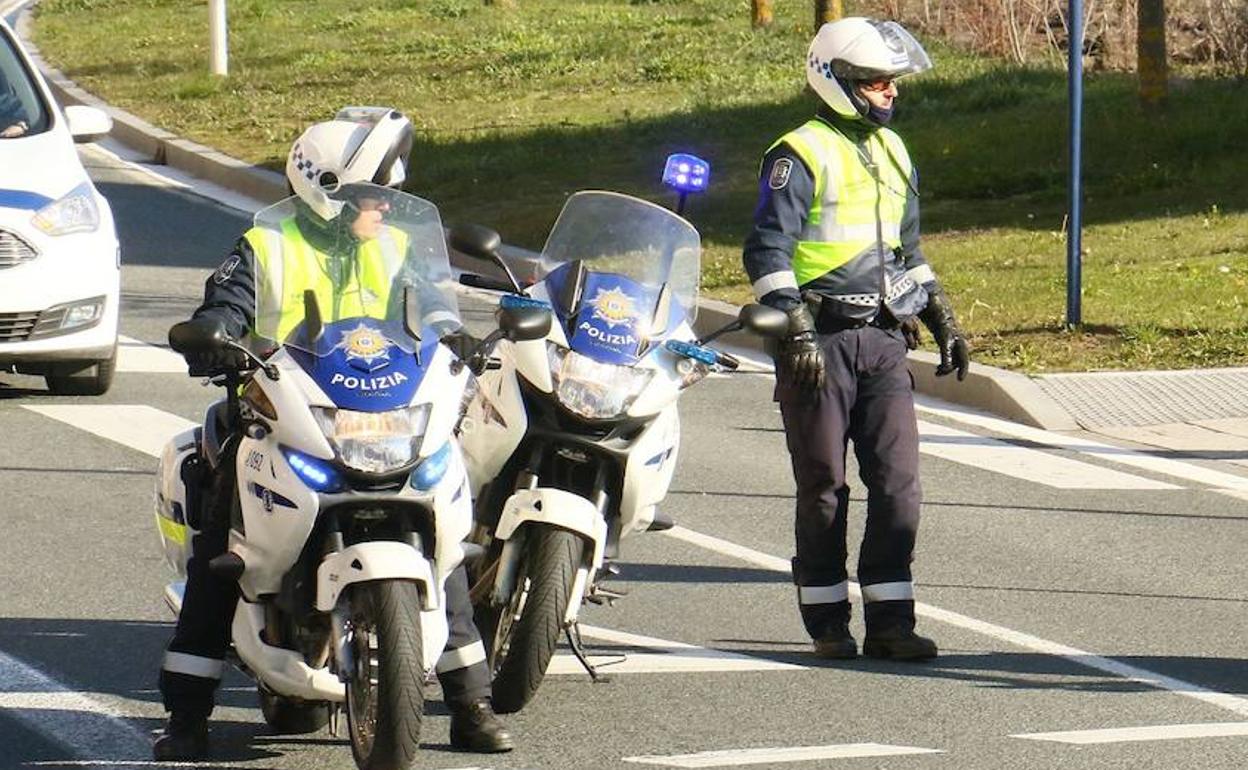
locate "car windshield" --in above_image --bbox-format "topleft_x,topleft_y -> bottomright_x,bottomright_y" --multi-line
0,26 -> 48,138
536,191 -> 700,360
250,183 -> 460,357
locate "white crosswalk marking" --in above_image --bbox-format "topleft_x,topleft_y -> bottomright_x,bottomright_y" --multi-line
918,419 -> 1178,490
917,399 -> 1248,491
22,404 -> 195,458
1012,722 -> 1248,745
623,743 -> 942,767
115,335 -> 188,373
549,625 -> 805,675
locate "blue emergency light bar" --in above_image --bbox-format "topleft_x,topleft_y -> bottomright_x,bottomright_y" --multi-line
662,154 -> 710,194
664,339 -> 718,366
499,294 -> 551,311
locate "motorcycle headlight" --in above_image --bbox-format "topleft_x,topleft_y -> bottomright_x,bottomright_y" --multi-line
32,182 -> 101,236
546,343 -> 654,420
311,404 -> 431,474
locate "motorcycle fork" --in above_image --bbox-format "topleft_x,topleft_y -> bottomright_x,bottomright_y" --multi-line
566,464 -> 626,682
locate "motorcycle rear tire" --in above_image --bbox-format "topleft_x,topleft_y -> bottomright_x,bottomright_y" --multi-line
345,580 -> 425,770
479,527 -> 584,714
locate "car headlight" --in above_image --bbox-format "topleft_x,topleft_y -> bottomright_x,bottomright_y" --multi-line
31,182 -> 100,236
546,343 -> 654,420
311,404 -> 431,474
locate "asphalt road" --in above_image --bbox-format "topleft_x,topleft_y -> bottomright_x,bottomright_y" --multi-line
1,146 -> 1246,770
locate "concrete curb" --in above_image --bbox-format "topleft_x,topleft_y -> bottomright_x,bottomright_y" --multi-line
16,6 -> 1079,431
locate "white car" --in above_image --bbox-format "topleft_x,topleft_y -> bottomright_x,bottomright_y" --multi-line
0,19 -> 118,395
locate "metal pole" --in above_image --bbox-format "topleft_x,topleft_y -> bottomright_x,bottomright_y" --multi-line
209,0 -> 228,76
1066,0 -> 1083,327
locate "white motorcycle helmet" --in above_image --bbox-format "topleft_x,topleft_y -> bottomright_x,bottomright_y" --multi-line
286,106 -> 414,221
806,17 -> 932,119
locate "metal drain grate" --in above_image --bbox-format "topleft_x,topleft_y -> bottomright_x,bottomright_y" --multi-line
1034,369 -> 1248,429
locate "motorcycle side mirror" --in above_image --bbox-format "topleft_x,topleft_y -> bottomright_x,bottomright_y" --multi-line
449,223 -> 523,293
497,305 -> 552,342
697,303 -> 790,345
168,317 -> 229,354
739,304 -> 790,338
449,223 -> 502,262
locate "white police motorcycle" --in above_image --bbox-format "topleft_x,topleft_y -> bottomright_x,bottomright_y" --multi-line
453,157 -> 788,713
154,185 -> 548,770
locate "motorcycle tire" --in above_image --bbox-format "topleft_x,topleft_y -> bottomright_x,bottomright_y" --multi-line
345,580 -> 425,770
258,685 -> 329,735
479,527 -> 585,714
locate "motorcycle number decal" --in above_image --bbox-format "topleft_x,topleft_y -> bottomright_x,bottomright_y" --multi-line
245,449 -> 265,471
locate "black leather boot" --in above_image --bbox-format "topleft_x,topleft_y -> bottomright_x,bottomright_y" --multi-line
863,627 -> 938,661
449,698 -> 514,753
812,623 -> 857,659
152,714 -> 210,761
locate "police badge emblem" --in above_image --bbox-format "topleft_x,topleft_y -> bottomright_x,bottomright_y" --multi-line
768,158 -> 793,190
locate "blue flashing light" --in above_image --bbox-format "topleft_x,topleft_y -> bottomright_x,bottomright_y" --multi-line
410,441 -> 452,490
662,153 -> 711,194
664,339 -> 718,366
282,447 -> 344,493
499,294 -> 552,311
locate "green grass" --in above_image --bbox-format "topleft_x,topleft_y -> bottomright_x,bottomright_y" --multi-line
32,0 -> 1248,372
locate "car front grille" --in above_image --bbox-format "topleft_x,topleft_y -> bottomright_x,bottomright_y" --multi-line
0,311 -> 40,341
0,229 -> 39,268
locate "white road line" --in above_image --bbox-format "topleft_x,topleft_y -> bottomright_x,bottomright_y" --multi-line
918,420 -> 1178,490
1012,721 -> 1248,745
22,405 -> 194,458
116,336 -> 187,374
917,399 -> 1248,491
663,526 -> 1248,719
622,743 -> 941,767
0,652 -> 150,763
548,625 -> 804,675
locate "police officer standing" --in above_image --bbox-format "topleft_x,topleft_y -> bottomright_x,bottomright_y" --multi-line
742,18 -> 970,661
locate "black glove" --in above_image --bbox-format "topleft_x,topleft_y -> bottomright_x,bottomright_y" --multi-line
442,329 -> 486,374
185,348 -> 247,376
900,317 -> 921,351
917,288 -> 970,381
169,318 -> 246,376
777,306 -> 826,391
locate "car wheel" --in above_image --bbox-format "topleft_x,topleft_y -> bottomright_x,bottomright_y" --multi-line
45,346 -> 117,396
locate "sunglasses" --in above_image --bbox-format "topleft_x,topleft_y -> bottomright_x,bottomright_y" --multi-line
858,78 -> 896,93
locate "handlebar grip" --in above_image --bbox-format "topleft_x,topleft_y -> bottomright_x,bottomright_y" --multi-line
459,273 -> 515,292
716,352 -> 740,371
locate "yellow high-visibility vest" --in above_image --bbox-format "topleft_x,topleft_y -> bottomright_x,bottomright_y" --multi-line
767,119 -> 912,286
247,218 -> 406,342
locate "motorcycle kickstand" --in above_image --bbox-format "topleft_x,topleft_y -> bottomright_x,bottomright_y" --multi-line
565,621 -> 613,684
328,703 -> 341,738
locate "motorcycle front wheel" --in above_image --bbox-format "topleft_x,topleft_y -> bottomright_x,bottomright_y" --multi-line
477,527 -> 585,714
344,580 -> 425,770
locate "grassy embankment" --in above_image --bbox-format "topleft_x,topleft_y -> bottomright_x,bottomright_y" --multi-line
33,0 -> 1248,371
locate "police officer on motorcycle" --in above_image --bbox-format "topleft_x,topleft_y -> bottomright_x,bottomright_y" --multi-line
742,19 -> 970,662
154,108 -> 513,760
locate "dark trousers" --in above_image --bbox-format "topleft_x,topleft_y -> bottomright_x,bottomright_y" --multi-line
777,325 -> 922,640
160,465 -> 491,717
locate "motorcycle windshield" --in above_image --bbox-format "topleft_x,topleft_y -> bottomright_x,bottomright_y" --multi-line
250,183 -> 460,357
537,191 -> 700,364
